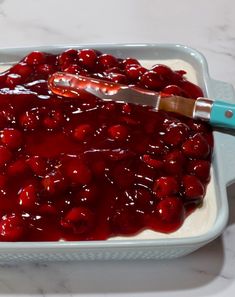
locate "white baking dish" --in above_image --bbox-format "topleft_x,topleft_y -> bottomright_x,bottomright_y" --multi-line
0,43 -> 234,262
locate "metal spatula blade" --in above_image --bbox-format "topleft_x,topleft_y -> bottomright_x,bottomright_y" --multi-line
48,72 -> 235,130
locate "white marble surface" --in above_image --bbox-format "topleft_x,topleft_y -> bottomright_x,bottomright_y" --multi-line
0,0 -> 235,296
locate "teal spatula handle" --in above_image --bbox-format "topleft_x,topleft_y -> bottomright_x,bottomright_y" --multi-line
210,101 -> 235,129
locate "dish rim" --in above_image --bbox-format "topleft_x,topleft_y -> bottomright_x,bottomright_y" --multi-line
0,43 -> 230,250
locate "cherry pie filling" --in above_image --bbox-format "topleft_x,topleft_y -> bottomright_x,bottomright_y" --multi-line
0,49 -> 213,241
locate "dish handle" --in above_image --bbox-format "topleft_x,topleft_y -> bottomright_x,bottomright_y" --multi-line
211,79 -> 235,188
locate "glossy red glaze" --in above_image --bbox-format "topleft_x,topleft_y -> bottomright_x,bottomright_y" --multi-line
0,49 -> 212,241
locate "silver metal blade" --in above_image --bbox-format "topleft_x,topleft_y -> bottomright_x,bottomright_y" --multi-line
85,85 -> 160,108
48,72 -> 197,119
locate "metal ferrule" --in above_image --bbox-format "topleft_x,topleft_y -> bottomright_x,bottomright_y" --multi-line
193,97 -> 214,121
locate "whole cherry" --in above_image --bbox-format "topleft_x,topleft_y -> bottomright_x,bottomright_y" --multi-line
61,206 -> 95,235
0,213 -> 25,241
153,176 -> 179,198
153,196 -> 185,233
182,175 -> 205,200
108,124 -> 128,141
0,128 -> 23,149
24,51 -> 46,65
77,49 -> 97,70
182,133 -> 210,159
0,146 -> 12,167
18,184 -> 38,209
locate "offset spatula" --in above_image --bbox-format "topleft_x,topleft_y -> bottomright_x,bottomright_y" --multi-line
48,72 -> 235,129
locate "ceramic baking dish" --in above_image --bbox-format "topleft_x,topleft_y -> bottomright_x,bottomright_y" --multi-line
0,43 -> 234,262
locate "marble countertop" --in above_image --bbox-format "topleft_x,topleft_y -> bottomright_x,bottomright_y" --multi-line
0,0 -> 235,296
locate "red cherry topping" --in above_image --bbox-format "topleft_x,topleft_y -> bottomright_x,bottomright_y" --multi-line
0,108 -> 15,128
91,159 -> 106,176
58,49 -> 78,67
73,124 -> 93,141
64,64 -> 83,75
27,156 -> 48,176
19,111 -> 40,130
147,139 -> 167,155
122,103 -> 132,114
153,176 -> 179,198
8,159 -> 28,176
109,206 -> 143,235
18,184 -> 38,209
0,174 -> 7,189
107,73 -> 128,84
0,214 -> 25,241
153,197 -> 185,232
103,102 -> 116,112
187,120 -> 210,133
0,49 -> 210,241
61,207 -> 95,234
163,121 -> 189,146
5,74 -> 23,88
108,124 -> 128,141
182,175 -> 205,200
125,65 -> 147,82
11,62 -> 32,78
125,187 -> 153,210
140,70 -> 165,90
105,67 -> 124,75
75,185 -> 98,206
187,160 -> 211,182
105,149 -> 135,161
77,49 -> 97,70
42,171 -> 67,194
0,146 -> 12,167
97,54 -> 118,70
24,51 -> 46,65
65,160 -> 92,185
178,80 -> 204,99
151,64 -> 173,80
0,128 -> 22,149
164,150 -> 186,175
112,164 -> 135,188
122,58 -> 140,68
38,203 -> 57,216
182,133 -> 210,159
163,85 -> 185,96
43,109 -> 64,130
37,64 -> 57,76
142,154 -> 163,169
